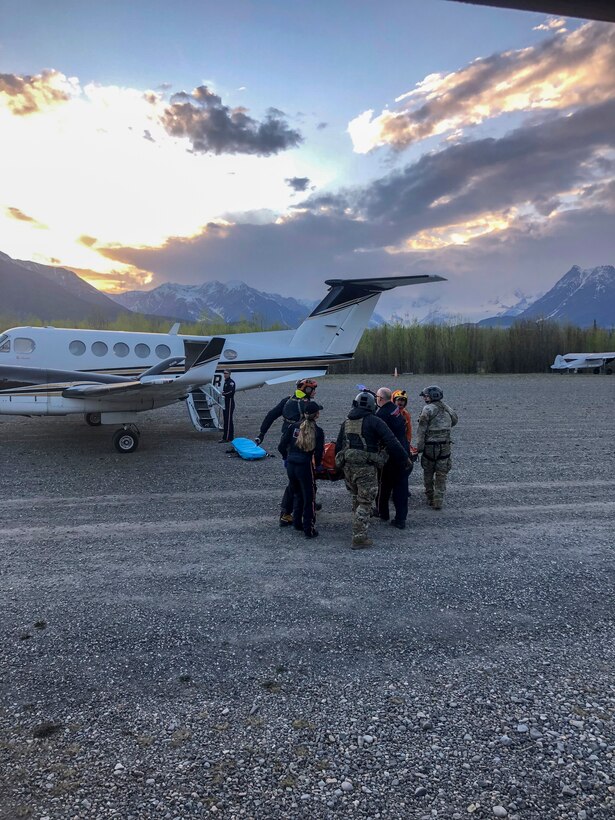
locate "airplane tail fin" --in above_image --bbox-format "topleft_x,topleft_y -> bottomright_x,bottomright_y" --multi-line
177,337 -> 226,385
288,275 -> 445,355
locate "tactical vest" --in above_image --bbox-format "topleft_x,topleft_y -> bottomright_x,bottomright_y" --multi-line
335,418 -> 388,469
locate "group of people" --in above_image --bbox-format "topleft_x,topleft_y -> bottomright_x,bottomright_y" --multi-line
249,376 -> 458,550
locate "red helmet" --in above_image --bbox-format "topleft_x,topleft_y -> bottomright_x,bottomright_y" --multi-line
296,378 -> 318,393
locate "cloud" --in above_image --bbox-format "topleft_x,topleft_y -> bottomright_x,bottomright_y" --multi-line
160,85 -> 303,156
285,176 -> 311,192
348,22 -> 615,153
6,206 -> 47,228
313,99 -> 615,247
100,99 -> 615,320
533,17 -> 567,32
0,70 -> 75,116
69,266 -> 153,293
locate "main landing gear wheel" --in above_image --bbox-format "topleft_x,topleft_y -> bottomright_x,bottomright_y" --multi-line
112,427 -> 140,454
85,412 -> 102,426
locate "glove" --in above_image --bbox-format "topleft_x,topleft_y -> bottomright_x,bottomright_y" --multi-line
254,436 -> 262,446
314,464 -> 325,473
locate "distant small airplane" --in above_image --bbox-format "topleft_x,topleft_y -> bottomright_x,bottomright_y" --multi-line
551,352 -> 615,374
0,274 -> 445,452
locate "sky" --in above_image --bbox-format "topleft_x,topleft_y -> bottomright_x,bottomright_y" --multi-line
1,0 -> 614,322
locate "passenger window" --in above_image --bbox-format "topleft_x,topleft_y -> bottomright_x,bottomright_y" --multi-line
155,344 -> 171,359
92,341 -> 108,357
0,335 -> 10,353
69,340 -> 86,356
135,343 -> 150,358
14,337 -> 35,354
113,342 -> 130,358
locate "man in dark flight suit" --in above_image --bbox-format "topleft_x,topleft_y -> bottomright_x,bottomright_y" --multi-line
219,369 -> 236,442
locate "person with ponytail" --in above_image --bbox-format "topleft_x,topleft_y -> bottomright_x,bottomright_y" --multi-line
278,401 -> 324,539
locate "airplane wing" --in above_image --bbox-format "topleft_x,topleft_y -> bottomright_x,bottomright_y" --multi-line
0,356 -> 186,386
61,337 -> 225,403
0,364 -> 133,386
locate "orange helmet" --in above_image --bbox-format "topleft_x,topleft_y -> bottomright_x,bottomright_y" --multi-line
392,389 -> 408,404
296,378 -> 318,393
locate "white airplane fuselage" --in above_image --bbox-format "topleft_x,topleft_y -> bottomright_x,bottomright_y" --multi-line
0,324 -> 327,416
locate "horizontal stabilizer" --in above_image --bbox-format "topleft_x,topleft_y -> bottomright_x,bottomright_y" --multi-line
311,275 -> 446,318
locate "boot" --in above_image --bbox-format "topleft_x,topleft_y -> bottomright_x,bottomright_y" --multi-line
279,513 -> 293,527
432,497 -> 443,510
351,535 -> 373,550
425,493 -> 434,507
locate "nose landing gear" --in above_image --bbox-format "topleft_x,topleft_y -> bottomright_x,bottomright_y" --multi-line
112,424 -> 140,453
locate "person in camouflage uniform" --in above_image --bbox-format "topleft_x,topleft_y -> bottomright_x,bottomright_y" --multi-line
415,385 -> 458,510
335,392 -> 411,549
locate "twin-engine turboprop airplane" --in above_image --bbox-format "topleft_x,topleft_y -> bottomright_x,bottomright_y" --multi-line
0,336 -> 225,452
0,274 -> 444,452
551,352 -> 615,374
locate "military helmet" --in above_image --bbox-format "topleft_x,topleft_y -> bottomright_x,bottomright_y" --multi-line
420,385 -> 444,401
353,391 -> 376,412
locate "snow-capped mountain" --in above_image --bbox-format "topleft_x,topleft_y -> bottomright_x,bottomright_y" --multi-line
113,280 -> 312,328
113,280 -> 385,328
522,265 -> 615,326
478,265 -> 615,328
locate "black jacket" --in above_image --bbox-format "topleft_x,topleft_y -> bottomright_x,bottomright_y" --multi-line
222,377 -> 236,401
279,421 -> 324,466
258,395 -> 291,441
335,407 -> 408,466
376,401 -> 409,453
258,394 -> 310,441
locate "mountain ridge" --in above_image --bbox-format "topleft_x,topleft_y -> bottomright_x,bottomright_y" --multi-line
478,265 -> 615,328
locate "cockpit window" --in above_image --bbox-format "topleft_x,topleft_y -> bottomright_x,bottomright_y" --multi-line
0,335 -> 9,353
14,337 -> 35,354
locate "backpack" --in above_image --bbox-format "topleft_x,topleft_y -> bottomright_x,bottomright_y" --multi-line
315,441 -> 343,481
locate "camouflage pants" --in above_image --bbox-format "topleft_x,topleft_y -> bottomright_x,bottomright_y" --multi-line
421,442 -> 452,504
343,463 -> 378,539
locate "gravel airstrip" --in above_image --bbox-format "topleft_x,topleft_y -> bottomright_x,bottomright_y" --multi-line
0,372 -> 613,820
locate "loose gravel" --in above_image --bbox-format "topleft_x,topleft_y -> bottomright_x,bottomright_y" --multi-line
0,373 -> 613,819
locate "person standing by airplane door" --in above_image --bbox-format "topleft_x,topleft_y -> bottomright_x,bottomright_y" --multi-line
219,369 -> 236,442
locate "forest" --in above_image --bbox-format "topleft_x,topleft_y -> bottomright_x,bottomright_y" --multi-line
1,312 -> 613,374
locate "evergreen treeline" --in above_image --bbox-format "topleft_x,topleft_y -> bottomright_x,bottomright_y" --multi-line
2,312 -> 613,374
331,321 -> 615,374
